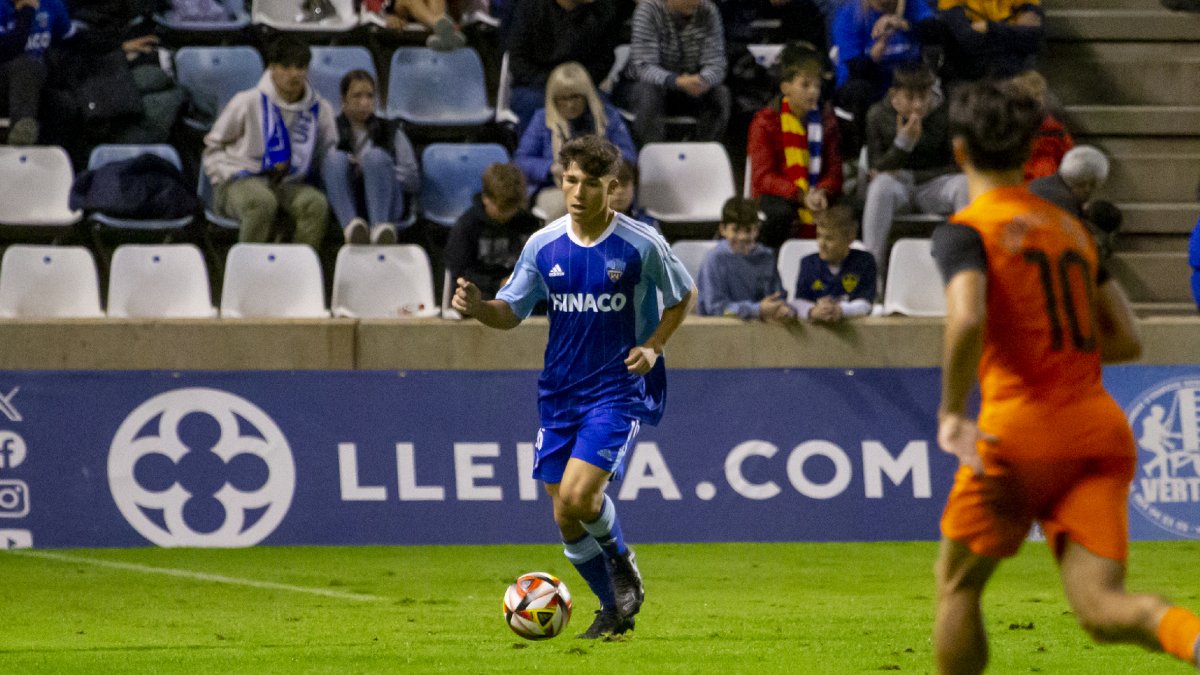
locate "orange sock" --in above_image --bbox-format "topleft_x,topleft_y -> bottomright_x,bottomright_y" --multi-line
1157,606 -> 1200,663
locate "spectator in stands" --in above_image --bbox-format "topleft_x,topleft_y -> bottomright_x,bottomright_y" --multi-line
830,0 -> 938,156
504,0 -> 621,136
1029,144 -> 1121,260
697,196 -> 794,322
444,162 -> 543,300
717,0 -> 828,49
515,63 -> 636,222
861,61 -> 967,267
791,204 -> 876,322
202,36 -> 337,251
615,0 -> 730,145
748,41 -> 843,249
1190,213 -> 1200,311
1008,69 -> 1072,182
610,158 -> 649,223
0,0 -> 72,145
323,70 -> 419,246
371,0 -> 467,51
937,0 -> 1044,82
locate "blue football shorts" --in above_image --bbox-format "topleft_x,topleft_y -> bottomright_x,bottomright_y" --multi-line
532,408 -> 641,484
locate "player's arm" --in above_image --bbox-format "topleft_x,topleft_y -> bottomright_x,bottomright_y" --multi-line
625,288 -> 696,375
451,278 -> 521,330
1095,277 -> 1142,363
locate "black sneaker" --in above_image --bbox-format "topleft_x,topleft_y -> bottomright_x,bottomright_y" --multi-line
609,548 -> 645,619
577,607 -> 632,639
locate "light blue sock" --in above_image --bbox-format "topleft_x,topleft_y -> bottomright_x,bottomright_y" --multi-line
582,494 -> 628,558
563,534 -> 616,609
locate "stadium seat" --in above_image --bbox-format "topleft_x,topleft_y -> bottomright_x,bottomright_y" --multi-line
331,244 -> 439,318
197,171 -> 240,232
0,146 -> 81,231
747,44 -> 784,70
85,144 -> 195,233
776,238 -> 868,300
420,143 -> 510,227
251,0 -> 358,31
107,244 -> 217,318
637,142 -> 736,225
670,240 -> 718,284
308,46 -> 376,107
385,47 -> 494,127
882,238 -> 946,317
0,245 -> 103,318
155,0 -> 250,33
220,243 -> 329,318
175,46 -> 264,130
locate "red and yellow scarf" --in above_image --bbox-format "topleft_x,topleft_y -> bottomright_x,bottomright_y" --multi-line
780,97 -> 823,227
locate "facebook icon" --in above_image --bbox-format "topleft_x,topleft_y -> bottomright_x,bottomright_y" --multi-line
0,431 -> 26,470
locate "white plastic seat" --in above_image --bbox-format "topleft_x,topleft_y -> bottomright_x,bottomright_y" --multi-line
251,0 -> 358,31
882,238 -> 946,316
0,146 -> 82,228
107,244 -> 217,318
670,240 -> 718,284
220,243 -> 329,318
747,44 -> 784,70
777,238 -> 869,300
331,244 -> 439,318
638,142 -> 736,225
0,245 -> 102,318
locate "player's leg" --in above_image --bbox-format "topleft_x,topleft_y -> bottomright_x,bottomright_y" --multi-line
934,537 -> 1001,675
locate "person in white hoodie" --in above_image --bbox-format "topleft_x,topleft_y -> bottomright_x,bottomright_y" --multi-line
202,35 -> 338,250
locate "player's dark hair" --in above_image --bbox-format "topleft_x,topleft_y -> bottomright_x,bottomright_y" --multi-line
559,135 -> 620,179
949,79 -> 1043,172
778,41 -> 825,83
721,197 -> 760,229
266,35 -> 312,68
339,69 -> 375,99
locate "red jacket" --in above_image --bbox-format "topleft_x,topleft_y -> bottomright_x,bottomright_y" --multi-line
748,99 -> 843,202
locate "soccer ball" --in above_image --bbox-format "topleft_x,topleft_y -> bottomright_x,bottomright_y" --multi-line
503,572 -> 573,640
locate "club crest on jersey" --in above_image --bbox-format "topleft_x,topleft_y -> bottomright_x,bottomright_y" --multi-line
1126,377 -> 1200,539
606,259 -> 626,283
841,274 -> 859,293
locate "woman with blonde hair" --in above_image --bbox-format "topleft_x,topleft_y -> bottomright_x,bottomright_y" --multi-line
514,61 -> 637,221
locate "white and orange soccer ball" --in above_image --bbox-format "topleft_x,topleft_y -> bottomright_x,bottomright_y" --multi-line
502,572 -> 573,640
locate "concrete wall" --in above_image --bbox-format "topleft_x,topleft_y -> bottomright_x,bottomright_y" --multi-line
1,316 -> 1195,371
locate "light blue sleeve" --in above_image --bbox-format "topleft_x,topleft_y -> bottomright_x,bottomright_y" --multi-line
644,236 -> 694,309
495,238 -> 547,319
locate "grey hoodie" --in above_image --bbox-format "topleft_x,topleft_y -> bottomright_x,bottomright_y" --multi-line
202,70 -> 338,185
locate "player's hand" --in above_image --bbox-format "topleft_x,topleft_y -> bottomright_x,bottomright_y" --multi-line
451,277 -> 482,317
937,413 -> 995,476
804,188 -> 828,212
624,345 -> 659,376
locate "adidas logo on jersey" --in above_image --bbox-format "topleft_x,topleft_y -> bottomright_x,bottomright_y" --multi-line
548,264 -> 565,278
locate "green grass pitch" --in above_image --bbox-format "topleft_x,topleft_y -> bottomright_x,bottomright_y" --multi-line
2,541 -> 1198,673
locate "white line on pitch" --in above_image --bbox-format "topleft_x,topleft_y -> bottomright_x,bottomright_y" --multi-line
9,549 -> 383,602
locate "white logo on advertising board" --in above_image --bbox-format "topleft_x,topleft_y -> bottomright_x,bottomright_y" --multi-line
1127,378 -> 1200,539
0,430 -> 27,469
108,388 -> 295,547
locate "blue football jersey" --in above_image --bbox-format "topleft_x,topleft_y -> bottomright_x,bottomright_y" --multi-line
497,213 -> 694,427
0,0 -> 72,58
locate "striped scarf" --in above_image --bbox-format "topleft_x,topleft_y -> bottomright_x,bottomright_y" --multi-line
780,97 -> 824,226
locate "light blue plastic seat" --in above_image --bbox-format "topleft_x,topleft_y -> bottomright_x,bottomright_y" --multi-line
308,45 -> 377,107
155,0 -> 250,33
419,143 -> 509,227
175,46 -> 264,131
386,47 -> 494,126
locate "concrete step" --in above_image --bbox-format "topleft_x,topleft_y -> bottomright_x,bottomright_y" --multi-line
1116,232 -> 1192,253
1076,137 -> 1200,156
1046,9 -> 1200,41
1116,203 -> 1199,235
1108,251 -> 1193,303
1096,154 -> 1200,202
1043,43 -> 1200,106
1061,106 -> 1200,136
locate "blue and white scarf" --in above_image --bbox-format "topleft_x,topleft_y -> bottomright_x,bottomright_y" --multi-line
260,92 -> 321,179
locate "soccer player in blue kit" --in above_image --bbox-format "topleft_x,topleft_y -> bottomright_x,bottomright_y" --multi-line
452,135 -> 696,639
